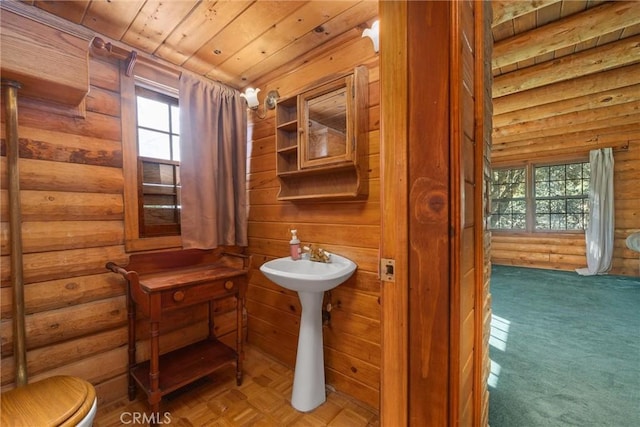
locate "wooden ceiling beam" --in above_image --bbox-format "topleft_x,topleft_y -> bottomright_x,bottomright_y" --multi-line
493,34 -> 640,98
492,1 -> 640,70
493,63 -> 640,115
491,0 -> 560,27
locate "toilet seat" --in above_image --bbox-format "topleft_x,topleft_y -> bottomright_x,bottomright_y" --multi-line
1,375 -> 96,427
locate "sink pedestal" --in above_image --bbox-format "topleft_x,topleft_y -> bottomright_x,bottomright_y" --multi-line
258,253 -> 357,412
291,290 -> 326,412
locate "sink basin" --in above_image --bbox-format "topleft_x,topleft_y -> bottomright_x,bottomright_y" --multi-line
260,253 -> 356,292
259,253 -> 357,412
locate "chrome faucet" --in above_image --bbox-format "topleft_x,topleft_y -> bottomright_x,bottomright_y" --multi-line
303,244 -> 331,263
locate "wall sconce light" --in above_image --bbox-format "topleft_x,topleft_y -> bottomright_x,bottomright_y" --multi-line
240,88 -> 280,119
362,20 -> 379,53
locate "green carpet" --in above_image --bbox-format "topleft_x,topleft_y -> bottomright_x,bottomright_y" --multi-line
488,265 -> 640,427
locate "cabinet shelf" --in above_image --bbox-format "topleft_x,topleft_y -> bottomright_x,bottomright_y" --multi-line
277,145 -> 298,155
276,167 -> 364,200
277,120 -> 298,132
131,339 -> 236,397
277,161 -> 354,178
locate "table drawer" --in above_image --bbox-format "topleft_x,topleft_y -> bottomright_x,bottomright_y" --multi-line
161,279 -> 239,309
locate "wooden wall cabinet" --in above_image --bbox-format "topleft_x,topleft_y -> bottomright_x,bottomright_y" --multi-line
275,66 -> 368,201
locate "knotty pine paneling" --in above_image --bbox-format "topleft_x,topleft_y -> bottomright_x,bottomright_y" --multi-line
456,0 -> 482,423
246,37 -> 381,408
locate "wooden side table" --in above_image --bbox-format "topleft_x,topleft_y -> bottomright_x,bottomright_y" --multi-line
107,250 -> 250,415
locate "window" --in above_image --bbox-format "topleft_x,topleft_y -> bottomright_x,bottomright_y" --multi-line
135,87 -> 181,237
491,161 -> 590,232
534,163 -> 590,231
120,60 -> 182,252
490,168 -> 526,230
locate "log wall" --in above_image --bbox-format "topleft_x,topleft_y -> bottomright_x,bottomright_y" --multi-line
245,34 -> 381,409
491,59 -> 640,276
1,55 -> 128,402
0,37 -> 240,407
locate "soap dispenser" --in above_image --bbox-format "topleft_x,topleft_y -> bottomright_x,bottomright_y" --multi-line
290,229 -> 301,260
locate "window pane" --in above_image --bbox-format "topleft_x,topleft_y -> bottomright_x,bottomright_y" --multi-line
138,129 -> 171,159
550,165 -> 565,181
550,199 -> 566,213
513,182 -> 526,198
512,199 -> 526,213
566,179 -> 583,196
171,105 -> 180,132
550,180 -> 565,197
567,213 -> 584,229
535,214 -> 549,229
535,166 -> 548,181
582,180 -> 590,194
536,199 -> 549,213
567,199 -> 582,213
550,214 -> 566,230
536,181 -> 549,197
139,159 -> 181,237
172,136 -> 181,162
566,163 -> 582,179
512,214 -> 526,229
137,97 -> 170,132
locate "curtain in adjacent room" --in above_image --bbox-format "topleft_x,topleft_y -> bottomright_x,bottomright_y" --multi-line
577,148 -> 614,276
179,71 -> 248,248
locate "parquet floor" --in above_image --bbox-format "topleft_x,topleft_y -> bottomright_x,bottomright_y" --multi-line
94,345 -> 380,426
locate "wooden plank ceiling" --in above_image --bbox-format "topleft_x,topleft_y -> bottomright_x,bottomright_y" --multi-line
23,0 -> 640,153
27,0 -> 379,89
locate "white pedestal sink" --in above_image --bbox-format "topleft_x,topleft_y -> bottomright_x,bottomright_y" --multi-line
260,253 -> 357,412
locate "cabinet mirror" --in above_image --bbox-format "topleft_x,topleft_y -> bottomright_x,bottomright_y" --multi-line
299,75 -> 354,169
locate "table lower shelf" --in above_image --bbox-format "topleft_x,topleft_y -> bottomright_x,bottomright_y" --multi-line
131,339 -> 238,398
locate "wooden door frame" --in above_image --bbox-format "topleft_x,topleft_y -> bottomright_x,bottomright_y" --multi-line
379,0 -> 409,425
380,1 -> 488,425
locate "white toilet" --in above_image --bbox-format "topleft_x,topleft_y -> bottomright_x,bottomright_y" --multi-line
1,375 -> 97,426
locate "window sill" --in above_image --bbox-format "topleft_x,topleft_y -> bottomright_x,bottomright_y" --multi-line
125,235 -> 182,253
490,230 -> 585,237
